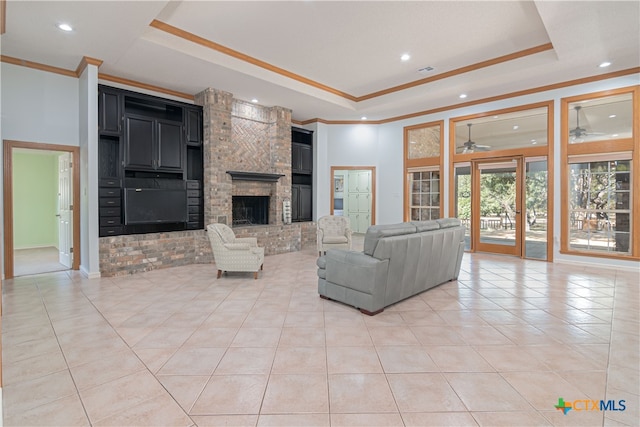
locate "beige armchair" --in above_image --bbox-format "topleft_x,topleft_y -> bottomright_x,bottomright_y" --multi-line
317,215 -> 353,256
207,223 -> 265,279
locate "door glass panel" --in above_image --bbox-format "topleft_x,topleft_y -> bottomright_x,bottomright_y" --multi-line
525,159 -> 548,260
478,162 -> 517,247
454,164 -> 471,250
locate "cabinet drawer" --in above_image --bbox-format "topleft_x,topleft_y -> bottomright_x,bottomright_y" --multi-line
99,188 -> 120,198
99,197 -> 121,207
186,180 -> 201,189
99,226 -> 122,237
100,217 -> 122,227
188,214 -> 201,223
100,207 -> 121,217
186,222 -> 202,230
187,197 -> 202,206
188,205 -> 201,214
99,178 -> 121,188
187,189 -> 201,198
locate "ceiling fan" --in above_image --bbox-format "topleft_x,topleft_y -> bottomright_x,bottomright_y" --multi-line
457,123 -> 491,153
569,105 -> 604,141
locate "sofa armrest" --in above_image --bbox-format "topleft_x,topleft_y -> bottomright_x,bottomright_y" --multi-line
324,250 -> 389,296
235,237 -> 257,246
224,242 -> 252,251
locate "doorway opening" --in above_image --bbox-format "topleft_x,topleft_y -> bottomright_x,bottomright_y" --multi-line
3,140 -> 81,279
330,167 -> 376,233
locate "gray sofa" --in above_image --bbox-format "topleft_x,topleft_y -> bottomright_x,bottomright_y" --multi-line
317,218 -> 465,315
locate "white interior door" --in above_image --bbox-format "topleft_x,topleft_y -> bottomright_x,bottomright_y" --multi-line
58,153 -> 72,267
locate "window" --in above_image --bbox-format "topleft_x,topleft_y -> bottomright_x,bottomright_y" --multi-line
567,157 -> 632,254
408,168 -> 440,221
561,87 -> 638,259
404,121 -> 443,221
452,106 -> 548,155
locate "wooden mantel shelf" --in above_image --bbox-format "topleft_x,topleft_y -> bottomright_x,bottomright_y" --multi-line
226,171 -> 285,182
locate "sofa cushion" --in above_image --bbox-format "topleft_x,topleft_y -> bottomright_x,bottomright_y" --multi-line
363,223 -> 417,256
436,218 -> 462,229
410,220 -> 441,232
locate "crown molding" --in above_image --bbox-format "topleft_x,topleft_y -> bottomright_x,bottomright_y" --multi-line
98,73 -> 195,101
75,56 -> 103,76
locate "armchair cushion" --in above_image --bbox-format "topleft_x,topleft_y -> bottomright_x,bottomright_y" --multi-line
323,236 -> 349,244
224,242 -> 252,250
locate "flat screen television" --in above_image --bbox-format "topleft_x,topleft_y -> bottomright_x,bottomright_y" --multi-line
124,188 -> 187,225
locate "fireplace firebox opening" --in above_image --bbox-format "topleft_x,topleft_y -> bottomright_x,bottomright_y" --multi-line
232,196 -> 269,226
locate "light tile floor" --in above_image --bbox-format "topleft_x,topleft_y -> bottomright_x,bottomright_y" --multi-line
1,244 -> 638,426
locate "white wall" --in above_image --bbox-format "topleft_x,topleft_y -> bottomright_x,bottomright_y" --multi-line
1,63 -> 79,144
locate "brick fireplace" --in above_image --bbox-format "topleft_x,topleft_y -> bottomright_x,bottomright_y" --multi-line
196,88 -> 292,225
195,88 -> 316,255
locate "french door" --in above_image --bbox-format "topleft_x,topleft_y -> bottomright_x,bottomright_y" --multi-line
472,157 -> 523,256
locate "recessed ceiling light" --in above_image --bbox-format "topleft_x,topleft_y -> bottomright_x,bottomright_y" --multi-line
609,114 -> 617,118
459,94 -> 467,99
251,98 -> 258,103
611,134 -> 619,137
513,125 -> 519,130
410,140 -> 416,144
361,116 -> 368,121
401,53 -> 411,62
493,116 -> 499,119
531,139 -> 537,145
57,23 -> 73,32
599,61 -> 611,68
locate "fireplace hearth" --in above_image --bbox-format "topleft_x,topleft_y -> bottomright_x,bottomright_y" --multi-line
232,196 -> 269,226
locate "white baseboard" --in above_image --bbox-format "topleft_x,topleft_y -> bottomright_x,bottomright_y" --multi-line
555,256 -> 640,272
80,265 -> 101,279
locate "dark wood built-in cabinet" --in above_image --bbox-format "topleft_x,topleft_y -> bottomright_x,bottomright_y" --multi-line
291,127 -> 313,222
97,85 -> 204,237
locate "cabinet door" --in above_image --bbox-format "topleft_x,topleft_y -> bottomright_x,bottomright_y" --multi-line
124,115 -> 155,169
299,144 -> 312,174
292,143 -> 302,173
291,185 -> 300,221
185,107 -> 202,145
299,185 -> 312,221
357,193 -> 371,212
157,120 -> 183,171
99,89 -> 121,134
